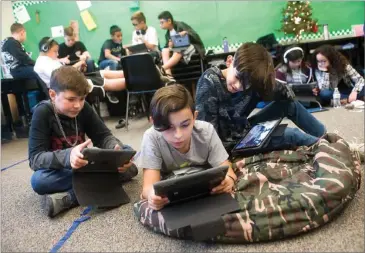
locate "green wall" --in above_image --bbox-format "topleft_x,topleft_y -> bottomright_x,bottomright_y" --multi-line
20,1 -> 364,60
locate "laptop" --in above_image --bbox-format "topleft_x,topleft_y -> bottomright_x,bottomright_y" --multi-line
126,43 -> 149,55
72,148 -> 136,207
153,165 -> 229,205
231,118 -> 284,156
171,34 -> 190,51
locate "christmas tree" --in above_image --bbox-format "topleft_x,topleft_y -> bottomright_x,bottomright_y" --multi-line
279,1 -> 318,41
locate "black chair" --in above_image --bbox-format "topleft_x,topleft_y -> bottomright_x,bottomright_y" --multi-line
1,76 -> 48,136
170,52 -> 206,99
120,53 -> 166,130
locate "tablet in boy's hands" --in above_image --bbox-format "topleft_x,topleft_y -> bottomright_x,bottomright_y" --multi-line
80,148 -> 136,172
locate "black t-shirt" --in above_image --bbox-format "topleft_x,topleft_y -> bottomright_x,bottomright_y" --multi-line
58,41 -> 87,62
98,39 -> 126,63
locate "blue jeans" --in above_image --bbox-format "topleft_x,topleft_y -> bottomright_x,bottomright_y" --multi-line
10,66 -> 38,79
99,59 -> 119,70
319,87 -> 365,105
248,100 -> 326,150
85,59 -> 96,73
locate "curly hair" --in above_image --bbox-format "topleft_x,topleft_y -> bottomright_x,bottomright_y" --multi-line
312,45 -> 348,76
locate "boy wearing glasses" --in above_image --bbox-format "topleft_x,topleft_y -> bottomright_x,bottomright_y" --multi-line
157,11 -> 205,76
129,11 -> 160,61
195,43 -> 326,152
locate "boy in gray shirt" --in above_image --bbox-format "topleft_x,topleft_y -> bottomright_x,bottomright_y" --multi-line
135,84 -> 237,211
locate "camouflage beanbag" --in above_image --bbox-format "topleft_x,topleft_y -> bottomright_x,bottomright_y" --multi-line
134,133 -> 362,243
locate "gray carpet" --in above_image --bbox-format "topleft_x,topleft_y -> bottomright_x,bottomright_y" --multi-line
1,107 -> 364,252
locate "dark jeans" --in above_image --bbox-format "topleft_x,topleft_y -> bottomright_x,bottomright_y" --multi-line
85,59 -> 96,73
319,87 -> 365,105
10,66 -> 38,79
248,100 -> 326,150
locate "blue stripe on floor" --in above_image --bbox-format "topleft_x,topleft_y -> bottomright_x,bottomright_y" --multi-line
1,158 -> 28,172
49,206 -> 92,253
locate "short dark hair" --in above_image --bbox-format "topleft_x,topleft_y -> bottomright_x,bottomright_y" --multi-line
10,23 -> 24,34
38,36 -> 59,52
50,66 -> 89,96
234,42 -> 275,100
131,11 -> 146,23
150,84 -> 194,131
312,44 -> 348,76
110,25 -> 121,35
158,11 -> 173,23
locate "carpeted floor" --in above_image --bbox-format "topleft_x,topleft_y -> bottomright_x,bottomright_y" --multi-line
1,107 -> 364,252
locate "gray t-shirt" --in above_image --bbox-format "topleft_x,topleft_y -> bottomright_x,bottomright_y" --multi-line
135,120 -> 229,179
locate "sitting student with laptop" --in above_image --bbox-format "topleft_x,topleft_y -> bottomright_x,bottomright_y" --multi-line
35,36 -> 127,104
28,66 -> 138,218
195,43 -> 327,153
58,26 -> 95,73
134,84 -> 237,213
127,11 -> 160,61
157,11 -> 205,77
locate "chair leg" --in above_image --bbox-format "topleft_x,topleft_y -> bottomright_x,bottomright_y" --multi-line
125,92 -> 130,131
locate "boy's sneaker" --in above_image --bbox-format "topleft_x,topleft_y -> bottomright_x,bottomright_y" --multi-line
44,192 -> 78,218
106,92 -> 119,104
349,143 -> 364,163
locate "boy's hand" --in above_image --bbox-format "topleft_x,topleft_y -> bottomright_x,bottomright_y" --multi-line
148,188 -> 169,210
211,176 -> 235,194
70,139 -> 92,169
59,55 -> 70,65
114,144 -> 134,173
179,31 -> 187,36
168,39 -> 173,48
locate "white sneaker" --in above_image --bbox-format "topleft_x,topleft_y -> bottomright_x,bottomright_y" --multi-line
349,142 -> 364,163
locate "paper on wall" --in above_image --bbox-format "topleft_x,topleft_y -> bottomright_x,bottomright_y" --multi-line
352,24 -> 364,37
80,10 -> 97,31
51,25 -> 64,38
13,5 -> 31,24
76,1 -> 92,11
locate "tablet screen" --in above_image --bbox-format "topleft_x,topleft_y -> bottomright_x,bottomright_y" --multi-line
235,120 -> 279,149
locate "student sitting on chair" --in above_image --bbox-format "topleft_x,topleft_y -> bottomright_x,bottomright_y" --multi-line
128,11 -> 160,61
35,37 -> 126,104
312,44 -> 364,105
275,45 -> 313,84
58,26 -> 95,73
157,11 -> 205,77
0,23 -> 37,79
134,84 -> 236,211
98,25 -> 126,71
195,43 -> 326,152
29,66 -> 138,217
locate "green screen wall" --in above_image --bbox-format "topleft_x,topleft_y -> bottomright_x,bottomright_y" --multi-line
19,1 -> 364,60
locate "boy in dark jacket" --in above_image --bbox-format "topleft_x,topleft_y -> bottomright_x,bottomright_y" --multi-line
1,23 -> 36,79
158,11 -> 205,76
29,66 -> 137,217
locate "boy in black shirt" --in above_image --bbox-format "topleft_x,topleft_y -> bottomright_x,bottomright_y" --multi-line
98,25 -> 126,70
58,26 -> 95,72
1,23 -> 36,79
29,66 -> 137,217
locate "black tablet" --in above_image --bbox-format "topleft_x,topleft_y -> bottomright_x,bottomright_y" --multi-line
232,119 -> 282,152
153,165 -> 229,205
79,148 -> 136,172
288,81 -> 318,95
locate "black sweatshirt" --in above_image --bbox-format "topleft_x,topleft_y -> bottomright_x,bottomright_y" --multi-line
0,37 -> 35,71
28,100 -> 129,171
